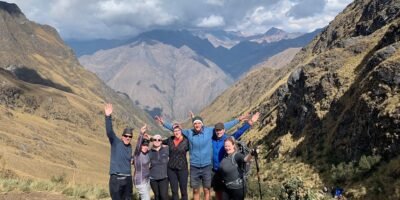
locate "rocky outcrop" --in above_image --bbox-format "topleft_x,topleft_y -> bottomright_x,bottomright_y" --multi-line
201,0 -> 400,199
0,2 -> 23,16
262,0 -> 400,162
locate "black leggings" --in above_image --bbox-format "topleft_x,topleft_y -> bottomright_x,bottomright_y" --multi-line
150,178 -> 169,200
222,187 -> 245,200
109,175 -> 133,200
168,167 -> 188,200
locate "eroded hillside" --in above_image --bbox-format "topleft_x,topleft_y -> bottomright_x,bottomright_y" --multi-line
0,1 -> 161,188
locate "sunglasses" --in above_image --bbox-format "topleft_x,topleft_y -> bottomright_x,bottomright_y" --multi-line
152,139 -> 162,142
123,135 -> 133,138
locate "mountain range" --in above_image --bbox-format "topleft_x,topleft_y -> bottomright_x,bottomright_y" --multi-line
76,28 -> 317,120
79,40 -> 233,120
70,28 -> 320,79
2,0 -> 398,199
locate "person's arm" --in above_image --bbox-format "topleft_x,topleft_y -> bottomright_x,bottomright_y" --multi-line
104,103 -> 118,144
232,112 -> 260,139
244,153 -> 253,163
134,124 -> 147,156
134,134 -> 143,156
245,147 -> 259,162
232,123 -> 251,139
223,113 -> 249,131
162,138 -> 169,145
155,116 -> 174,131
155,116 -> 190,137
223,119 -> 239,131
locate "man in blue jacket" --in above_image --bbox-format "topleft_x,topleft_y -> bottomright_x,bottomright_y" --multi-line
211,112 -> 260,200
105,103 -> 134,200
155,115 -> 245,200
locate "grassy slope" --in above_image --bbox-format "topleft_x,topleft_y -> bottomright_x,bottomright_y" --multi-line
200,0 -> 400,199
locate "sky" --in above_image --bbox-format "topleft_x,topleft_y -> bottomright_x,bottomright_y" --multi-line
7,0 -> 353,40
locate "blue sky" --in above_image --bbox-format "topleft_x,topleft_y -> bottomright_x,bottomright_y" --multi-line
7,0 -> 353,40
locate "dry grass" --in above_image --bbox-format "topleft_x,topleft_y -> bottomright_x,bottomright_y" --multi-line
0,152 -> 110,199
33,26 -> 65,47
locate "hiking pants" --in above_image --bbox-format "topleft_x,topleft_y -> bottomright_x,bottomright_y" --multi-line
168,167 -> 189,200
150,178 -> 169,200
109,174 -> 133,200
135,180 -> 151,200
222,187 -> 245,200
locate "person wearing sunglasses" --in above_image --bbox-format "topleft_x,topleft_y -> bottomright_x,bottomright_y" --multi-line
104,103 -> 133,200
132,124 -> 151,200
149,134 -> 169,200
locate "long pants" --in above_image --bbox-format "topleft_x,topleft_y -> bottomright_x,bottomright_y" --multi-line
135,180 -> 151,200
150,178 -> 169,200
109,175 -> 133,200
222,187 -> 245,200
167,167 -> 189,200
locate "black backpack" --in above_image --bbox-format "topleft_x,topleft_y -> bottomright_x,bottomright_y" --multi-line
231,140 -> 252,180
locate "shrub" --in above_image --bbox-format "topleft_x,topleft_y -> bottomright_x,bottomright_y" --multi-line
51,173 -> 67,184
358,155 -> 381,172
330,161 -> 356,183
92,187 -> 109,199
330,154 -> 382,183
246,178 -> 277,199
62,186 -> 88,198
280,176 -> 305,200
30,180 -> 56,191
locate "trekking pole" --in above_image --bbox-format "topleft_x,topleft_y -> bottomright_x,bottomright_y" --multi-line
253,148 -> 263,200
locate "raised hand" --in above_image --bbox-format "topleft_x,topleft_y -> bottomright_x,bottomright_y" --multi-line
189,111 -> 195,120
154,115 -> 164,125
104,103 -> 113,116
249,112 -> 260,126
238,113 -> 250,122
140,124 -> 147,135
143,133 -> 150,140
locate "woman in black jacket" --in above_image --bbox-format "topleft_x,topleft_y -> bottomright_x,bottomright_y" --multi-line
149,134 -> 169,200
164,123 -> 189,200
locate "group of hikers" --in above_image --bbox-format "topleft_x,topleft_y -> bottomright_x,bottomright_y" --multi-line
104,103 -> 260,200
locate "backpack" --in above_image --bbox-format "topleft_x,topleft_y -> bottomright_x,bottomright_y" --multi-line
231,140 -> 252,180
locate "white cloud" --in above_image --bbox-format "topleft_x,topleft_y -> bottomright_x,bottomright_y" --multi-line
97,0 -> 176,27
5,0 -> 353,39
197,15 -> 225,28
233,0 -> 352,35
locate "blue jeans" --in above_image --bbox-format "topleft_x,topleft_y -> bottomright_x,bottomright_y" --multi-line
135,180 -> 150,200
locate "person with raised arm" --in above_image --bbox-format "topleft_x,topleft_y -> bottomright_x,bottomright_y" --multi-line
219,137 -> 255,200
163,123 -> 189,200
155,114 -> 246,200
132,124 -> 151,200
104,103 -> 133,200
212,112 -> 260,200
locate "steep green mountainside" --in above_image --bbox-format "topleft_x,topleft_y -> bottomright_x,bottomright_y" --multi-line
201,0 -> 399,199
0,1 -> 161,186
